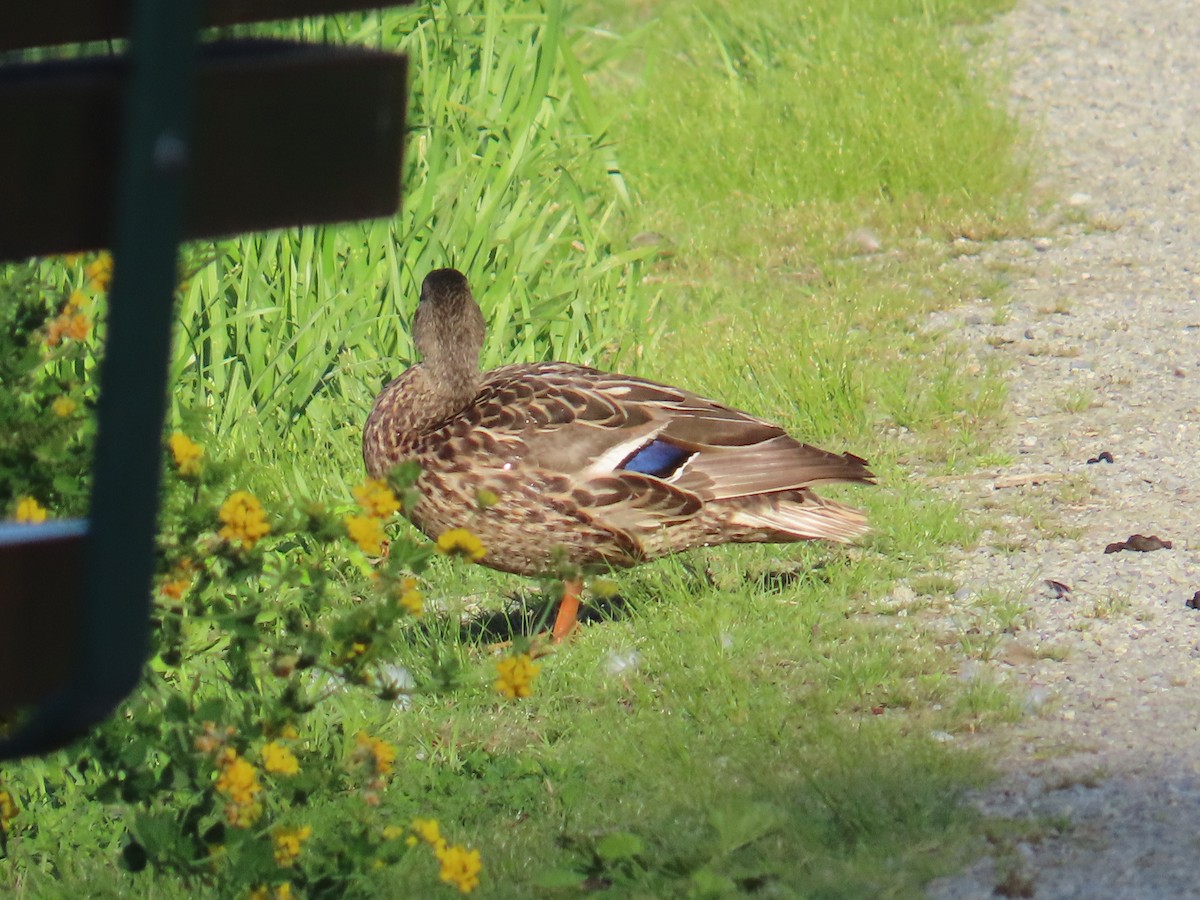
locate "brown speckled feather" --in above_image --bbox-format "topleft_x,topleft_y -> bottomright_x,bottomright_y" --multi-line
363,269 -> 873,577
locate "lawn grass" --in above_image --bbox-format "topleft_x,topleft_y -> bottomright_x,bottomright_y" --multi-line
1,0 -> 1030,896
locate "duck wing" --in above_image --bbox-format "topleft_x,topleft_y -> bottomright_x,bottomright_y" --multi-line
471,363 -> 873,504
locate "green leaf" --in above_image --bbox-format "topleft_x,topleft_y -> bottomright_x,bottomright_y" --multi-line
689,867 -> 737,897
596,831 -> 645,862
132,811 -> 181,861
534,868 -> 588,889
194,697 -> 226,722
708,801 -> 784,855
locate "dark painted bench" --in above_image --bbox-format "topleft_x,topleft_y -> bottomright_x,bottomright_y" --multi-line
0,0 -> 408,758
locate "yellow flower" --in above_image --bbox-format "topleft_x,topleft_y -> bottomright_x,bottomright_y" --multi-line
215,749 -> 261,805
66,289 -> 89,311
65,313 -> 91,341
248,884 -> 292,900
353,731 -> 396,777
352,478 -> 401,518
272,825 -> 312,867
86,252 -> 113,290
436,843 -> 483,894
45,316 -> 65,346
410,817 -> 444,849
160,558 -> 195,599
397,577 -> 423,616
494,653 -> 541,700
47,310 -> 92,346
343,514 -> 386,556
261,741 -> 299,776
382,824 -> 406,841
219,491 -> 271,550
280,724 -> 299,741
214,748 -> 263,828
160,576 -> 190,599
224,799 -> 263,829
13,496 -> 47,524
51,396 -> 77,417
408,818 -> 482,893
169,431 -> 203,477
0,789 -> 19,833
436,528 -> 486,562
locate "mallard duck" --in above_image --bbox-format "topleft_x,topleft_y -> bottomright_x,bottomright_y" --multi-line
363,268 -> 873,640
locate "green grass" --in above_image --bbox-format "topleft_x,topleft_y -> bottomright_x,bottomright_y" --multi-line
1,0 -> 1032,896
165,0 -> 659,502
584,0 -> 1026,256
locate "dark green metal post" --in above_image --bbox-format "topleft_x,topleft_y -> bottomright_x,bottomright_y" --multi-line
0,0 -> 200,757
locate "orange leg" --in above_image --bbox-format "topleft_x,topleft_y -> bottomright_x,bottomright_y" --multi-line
550,579 -> 583,643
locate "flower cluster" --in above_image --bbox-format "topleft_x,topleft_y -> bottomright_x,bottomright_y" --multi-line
353,731 -> 396,778
168,431 -> 203,477
494,652 -> 542,699
353,478 -> 402,518
248,882 -> 293,900
351,731 -> 396,806
344,478 -> 401,555
436,527 -> 486,562
271,824 -> 312,867
51,396 -> 77,418
0,788 -> 19,834
85,252 -> 113,291
218,490 -> 271,551
159,558 -> 195,600
396,576 -> 424,616
44,290 -> 92,347
213,748 -> 263,828
261,741 -> 300,776
408,818 -> 482,894
12,496 -> 46,524
344,514 -> 386,556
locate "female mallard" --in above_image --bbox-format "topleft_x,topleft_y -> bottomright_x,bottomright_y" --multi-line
364,268 -> 873,640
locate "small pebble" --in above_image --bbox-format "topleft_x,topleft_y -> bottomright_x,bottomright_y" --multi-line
604,649 -> 641,677
847,227 -> 882,254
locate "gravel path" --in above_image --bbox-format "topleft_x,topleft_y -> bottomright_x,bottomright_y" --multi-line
923,1 -> 1200,897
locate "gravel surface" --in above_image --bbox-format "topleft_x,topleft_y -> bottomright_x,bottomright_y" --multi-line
922,1 -> 1200,897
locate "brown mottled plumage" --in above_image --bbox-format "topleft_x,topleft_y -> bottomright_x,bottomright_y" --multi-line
363,267 -> 873,598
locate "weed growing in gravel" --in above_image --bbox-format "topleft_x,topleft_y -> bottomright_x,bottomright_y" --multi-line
1083,592 -> 1134,620
912,573 -> 961,597
1057,388 -> 1097,413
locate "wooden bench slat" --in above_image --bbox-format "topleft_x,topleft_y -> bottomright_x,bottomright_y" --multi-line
0,521 -> 87,709
0,40 -> 407,261
0,1 -> 411,53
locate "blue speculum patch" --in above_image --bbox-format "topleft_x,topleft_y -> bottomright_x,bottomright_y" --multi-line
620,439 -> 691,477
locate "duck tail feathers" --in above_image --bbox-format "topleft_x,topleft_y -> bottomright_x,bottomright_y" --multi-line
730,493 -> 869,543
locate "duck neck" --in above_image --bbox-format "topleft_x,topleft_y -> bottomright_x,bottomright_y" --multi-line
424,353 -> 482,415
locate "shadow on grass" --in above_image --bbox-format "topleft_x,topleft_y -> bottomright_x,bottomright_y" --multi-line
458,587 -> 641,645
455,556 -> 838,644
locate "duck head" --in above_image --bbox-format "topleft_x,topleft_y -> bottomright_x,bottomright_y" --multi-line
412,267 -> 486,407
